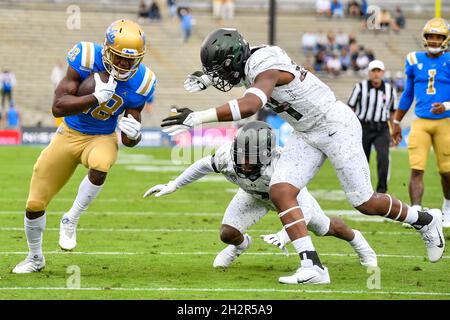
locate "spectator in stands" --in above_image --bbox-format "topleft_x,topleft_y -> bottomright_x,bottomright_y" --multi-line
326,52 -> 342,76
6,104 -> 20,130
148,1 -> 162,22
167,0 -> 177,18
330,0 -> 344,18
316,0 -> 331,18
395,6 -> 406,29
314,51 -> 326,72
0,68 -> 16,110
51,60 -> 65,89
138,0 -> 148,24
212,0 -> 222,20
339,47 -> 351,71
179,7 -> 193,43
325,31 -> 338,52
221,0 -> 235,20
378,9 -> 399,33
355,47 -> 370,73
336,29 -> 349,49
302,32 -> 317,56
348,0 -> 360,18
394,71 -> 405,93
316,30 -> 328,51
359,0 -> 369,30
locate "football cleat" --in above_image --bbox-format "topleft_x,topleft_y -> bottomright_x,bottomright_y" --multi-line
59,216 -> 77,251
279,261 -> 330,285
416,209 -> 445,262
12,255 -> 45,274
213,234 -> 252,268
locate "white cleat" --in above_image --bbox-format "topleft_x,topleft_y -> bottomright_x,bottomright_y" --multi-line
59,216 -> 77,251
353,231 -> 378,267
416,209 -> 445,262
442,211 -> 450,228
12,255 -> 45,274
279,261 -> 330,285
213,234 -> 252,268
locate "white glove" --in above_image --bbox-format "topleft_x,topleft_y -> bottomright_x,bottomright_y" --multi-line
260,229 -> 290,256
143,180 -> 178,198
183,71 -> 212,93
93,73 -> 117,104
118,114 -> 141,140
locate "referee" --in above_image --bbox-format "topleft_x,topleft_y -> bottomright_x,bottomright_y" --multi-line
348,60 -> 397,193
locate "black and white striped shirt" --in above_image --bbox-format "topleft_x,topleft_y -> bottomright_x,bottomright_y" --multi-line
347,80 -> 397,123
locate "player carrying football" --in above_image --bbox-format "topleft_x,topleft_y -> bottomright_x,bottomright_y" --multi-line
12,20 -> 156,273
145,121 -> 377,276
391,17 -> 450,228
161,28 -> 444,284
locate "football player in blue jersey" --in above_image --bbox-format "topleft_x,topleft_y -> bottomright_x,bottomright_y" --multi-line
12,19 -> 157,273
392,17 -> 450,228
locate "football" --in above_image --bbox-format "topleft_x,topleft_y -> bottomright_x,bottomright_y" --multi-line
76,71 -> 110,96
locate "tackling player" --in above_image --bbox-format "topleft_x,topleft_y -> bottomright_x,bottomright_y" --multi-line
12,20 -> 156,273
161,28 -> 444,284
391,17 -> 450,228
144,121 -> 377,278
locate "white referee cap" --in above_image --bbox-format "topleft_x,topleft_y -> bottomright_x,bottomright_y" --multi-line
368,60 -> 385,71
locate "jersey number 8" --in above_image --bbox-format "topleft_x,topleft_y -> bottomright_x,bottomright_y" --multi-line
84,94 -> 124,120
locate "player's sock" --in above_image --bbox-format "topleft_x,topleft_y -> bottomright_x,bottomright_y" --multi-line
25,214 -> 46,259
236,234 -> 250,251
349,229 -> 364,246
403,205 -> 419,225
442,198 -> 450,213
65,175 -> 103,224
292,236 -> 323,269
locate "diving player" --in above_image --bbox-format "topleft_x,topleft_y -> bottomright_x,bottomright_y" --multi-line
391,17 -> 450,228
161,28 -> 444,284
12,19 -> 156,273
144,121 -> 377,277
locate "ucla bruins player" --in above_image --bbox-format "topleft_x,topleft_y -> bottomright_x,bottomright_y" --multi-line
12,19 -> 156,273
392,17 -> 450,228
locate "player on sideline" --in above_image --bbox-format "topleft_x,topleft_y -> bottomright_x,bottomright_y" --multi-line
161,28 -> 444,284
12,19 -> 156,273
391,17 -> 450,228
144,121 -> 377,276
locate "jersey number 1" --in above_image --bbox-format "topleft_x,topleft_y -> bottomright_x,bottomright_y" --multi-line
427,69 -> 436,95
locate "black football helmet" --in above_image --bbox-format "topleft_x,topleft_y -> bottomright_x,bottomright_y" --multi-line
200,28 -> 251,92
231,121 -> 276,181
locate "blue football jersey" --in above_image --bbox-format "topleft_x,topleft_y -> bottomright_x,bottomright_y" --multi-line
65,41 -> 156,134
398,51 -> 450,119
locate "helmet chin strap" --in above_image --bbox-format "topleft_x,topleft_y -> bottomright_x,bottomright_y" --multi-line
110,68 -> 132,81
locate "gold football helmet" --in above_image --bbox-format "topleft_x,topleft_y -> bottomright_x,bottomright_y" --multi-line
102,19 -> 146,81
422,17 -> 449,54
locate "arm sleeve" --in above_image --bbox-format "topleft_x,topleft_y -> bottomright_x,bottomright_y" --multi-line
172,156 -> 215,188
398,73 -> 414,111
347,83 -> 361,109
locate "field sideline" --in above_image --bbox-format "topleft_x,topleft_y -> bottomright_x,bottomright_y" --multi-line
0,146 -> 448,300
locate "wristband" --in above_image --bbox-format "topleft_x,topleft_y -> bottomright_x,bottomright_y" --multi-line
393,119 -> 401,125
228,99 -> 242,120
196,108 -> 218,124
444,102 -> 450,111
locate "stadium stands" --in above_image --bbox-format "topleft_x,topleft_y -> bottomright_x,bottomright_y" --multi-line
0,3 -> 433,127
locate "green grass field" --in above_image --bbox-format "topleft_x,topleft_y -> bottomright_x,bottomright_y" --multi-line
0,146 -> 448,300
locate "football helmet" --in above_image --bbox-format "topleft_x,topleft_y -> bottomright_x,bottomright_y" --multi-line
422,17 -> 449,54
102,19 -> 146,81
200,28 -> 250,92
231,121 -> 276,181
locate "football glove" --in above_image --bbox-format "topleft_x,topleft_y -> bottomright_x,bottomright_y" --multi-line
118,114 -> 142,140
183,71 -> 212,93
260,229 -> 290,256
161,107 -> 199,136
143,180 -> 177,198
93,73 -> 117,104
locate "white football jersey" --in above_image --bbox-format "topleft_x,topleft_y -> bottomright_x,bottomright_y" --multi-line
212,141 -> 280,206
244,46 -> 337,131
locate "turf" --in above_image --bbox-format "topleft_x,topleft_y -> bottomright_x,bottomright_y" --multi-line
0,146 -> 448,300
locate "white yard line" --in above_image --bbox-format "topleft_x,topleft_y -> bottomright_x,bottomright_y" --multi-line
0,286 -> 447,297
0,226 -> 417,235
0,251 -> 447,259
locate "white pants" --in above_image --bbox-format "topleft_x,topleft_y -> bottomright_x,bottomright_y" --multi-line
270,101 -> 374,207
222,187 -> 331,236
